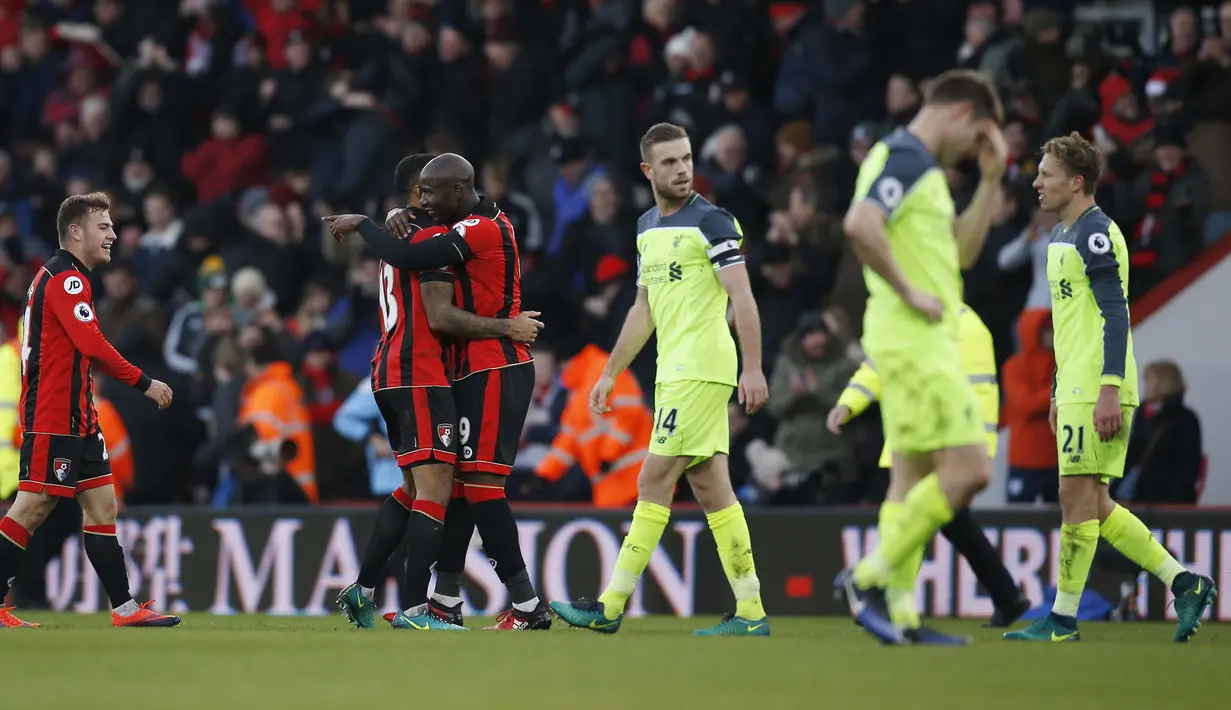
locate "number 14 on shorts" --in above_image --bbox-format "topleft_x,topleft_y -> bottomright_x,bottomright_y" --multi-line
655,407 -> 678,443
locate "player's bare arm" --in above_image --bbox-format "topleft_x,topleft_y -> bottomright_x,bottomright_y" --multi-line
323,215 -> 469,271
843,201 -> 943,322
717,263 -> 768,414
419,280 -> 542,343
954,125 -> 1008,268
591,287 -> 655,414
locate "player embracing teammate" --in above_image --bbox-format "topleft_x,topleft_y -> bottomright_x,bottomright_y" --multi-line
326,154 -> 551,630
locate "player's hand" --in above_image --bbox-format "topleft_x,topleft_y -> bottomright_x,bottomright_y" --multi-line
1093,385 -> 1122,442
826,404 -> 851,435
321,214 -> 366,240
589,374 -> 615,414
145,380 -> 173,410
1048,399 -> 1057,435
976,124 -> 1008,181
739,369 -> 769,415
905,289 -> 944,323
385,207 -> 413,238
507,310 -> 544,344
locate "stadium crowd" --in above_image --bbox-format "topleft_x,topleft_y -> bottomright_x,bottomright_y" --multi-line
0,0 -> 1226,507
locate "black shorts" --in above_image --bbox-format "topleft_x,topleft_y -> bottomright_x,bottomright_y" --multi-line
452,362 -> 534,475
19,432 -> 113,498
374,386 -> 458,468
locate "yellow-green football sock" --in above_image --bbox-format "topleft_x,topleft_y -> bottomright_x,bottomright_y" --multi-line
877,501 -> 919,628
855,474 -> 952,589
1052,519 -> 1099,617
707,503 -> 765,621
598,500 -> 670,619
1101,504 -> 1185,587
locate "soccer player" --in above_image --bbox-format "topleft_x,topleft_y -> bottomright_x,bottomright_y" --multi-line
835,70 -> 1007,645
324,153 -> 551,631
1003,133 -> 1216,643
0,193 -> 179,628
550,123 -> 772,636
828,304 -> 1030,641
334,155 -> 542,630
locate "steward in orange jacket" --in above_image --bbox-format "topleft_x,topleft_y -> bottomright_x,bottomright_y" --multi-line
93,389 -> 134,502
240,359 -> 318,503
536,345 -> 652,508
1002,308 -> 1059,502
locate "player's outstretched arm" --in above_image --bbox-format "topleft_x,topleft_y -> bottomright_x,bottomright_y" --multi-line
718,263 -> 768,414
357,219 -> 470,270
419,281 -> 542,343
47,278 -> 150,392
954,125 -> 1008,268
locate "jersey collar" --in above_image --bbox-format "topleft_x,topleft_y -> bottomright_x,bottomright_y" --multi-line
55,249 -> 89,273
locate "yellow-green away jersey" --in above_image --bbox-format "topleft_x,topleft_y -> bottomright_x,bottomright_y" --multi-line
837,305 -> 1001,465
853,130 -> 964,353
636,192 -> 743,387
1047,204 -> 1138,406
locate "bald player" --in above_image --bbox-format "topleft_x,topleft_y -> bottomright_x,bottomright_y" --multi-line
324,154 -> 550,630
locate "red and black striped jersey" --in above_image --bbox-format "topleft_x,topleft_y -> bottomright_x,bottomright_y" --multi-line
448,200 -> 532,380
353,198 -> 533,380
371,210 -> 454,390
20,250 -> 150,437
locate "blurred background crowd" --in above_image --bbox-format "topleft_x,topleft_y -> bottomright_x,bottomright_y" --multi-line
0,0 -> 1224,508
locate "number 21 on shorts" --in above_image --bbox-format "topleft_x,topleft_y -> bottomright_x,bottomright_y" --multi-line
1061,424 -> 1084,454
655,407 -> 678,440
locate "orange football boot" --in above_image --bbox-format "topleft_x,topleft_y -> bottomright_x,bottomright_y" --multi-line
0,606 -> 40,628
111,600 -> 181,627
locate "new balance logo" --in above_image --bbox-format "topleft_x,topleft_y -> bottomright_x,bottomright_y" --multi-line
669,262 -> 682,281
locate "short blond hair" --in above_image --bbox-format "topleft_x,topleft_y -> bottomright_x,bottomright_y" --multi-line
56,192 -> 110,245
1042,132 -> 1103,195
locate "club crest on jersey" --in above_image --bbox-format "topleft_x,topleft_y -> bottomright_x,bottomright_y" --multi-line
437,424 -> 454,448
74,302 -> 94,322
63,276 -> 84,295
53,458 -> 71,482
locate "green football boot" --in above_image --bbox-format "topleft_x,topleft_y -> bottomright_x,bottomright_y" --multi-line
549,599 -> 622,634
390,608 -> 470,631
1002,613 -> 1080,642
1171,572 -> 1218,642
336,583 -> 377,629
693,613 -> 771,637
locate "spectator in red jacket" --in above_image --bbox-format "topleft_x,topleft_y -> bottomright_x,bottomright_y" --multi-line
1002,308 -> 1058,503
243,0 -> 321,70
180,107 -> 268,203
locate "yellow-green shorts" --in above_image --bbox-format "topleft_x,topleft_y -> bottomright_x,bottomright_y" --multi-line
649,380 -> 733,468
874,348 -> 984,456
1056,402 -> 1135,481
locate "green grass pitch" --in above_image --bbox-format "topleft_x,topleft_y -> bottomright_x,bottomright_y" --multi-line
4,614 -> 1227,709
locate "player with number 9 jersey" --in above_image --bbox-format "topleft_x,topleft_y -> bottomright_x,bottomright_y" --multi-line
370,207 -> 458,468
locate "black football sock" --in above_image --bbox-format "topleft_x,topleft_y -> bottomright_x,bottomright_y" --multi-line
432,487 -> 473,604
357,488 -> 414,589
0,517 -> 31,595
464,483 -> 536,606
940,508 -> 1020,608
401,500 -> 447,609
83,525 -> 134,609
